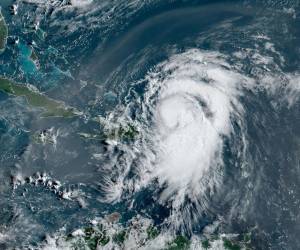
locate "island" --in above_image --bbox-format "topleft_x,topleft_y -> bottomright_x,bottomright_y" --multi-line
0,77 -> 79,118
0,9 -> 8,52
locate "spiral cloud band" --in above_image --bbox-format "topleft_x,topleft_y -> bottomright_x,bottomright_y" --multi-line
142,50 -> 250,205
100,49 -> 256,230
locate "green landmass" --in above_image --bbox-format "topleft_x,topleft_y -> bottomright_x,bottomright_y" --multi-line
0,77 -> 78,118
223,238 -> 241,250
113,230 -> 127,246
78,123 -> 138,143
202,239 -> 211,249
0,10 -> 8,52
106,123 -> 138,141
84,226 -> 110,249
30,49 -> 38,62
243,233 -> 251,243
51,220 -> 254,250
166,235 -> 190,250
67,226 -> 111,250
147,225 -> 159,239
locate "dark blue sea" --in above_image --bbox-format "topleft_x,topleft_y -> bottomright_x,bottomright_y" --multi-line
0,0 -> 300,249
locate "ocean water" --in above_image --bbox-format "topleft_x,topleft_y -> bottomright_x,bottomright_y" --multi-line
0,0 -> 300,249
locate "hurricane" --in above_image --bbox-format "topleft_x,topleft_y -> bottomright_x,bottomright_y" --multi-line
0,0 -> 300,249
99,49 -> 254,232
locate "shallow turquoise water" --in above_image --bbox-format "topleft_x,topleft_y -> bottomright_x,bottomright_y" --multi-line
0,0 -> 300,249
